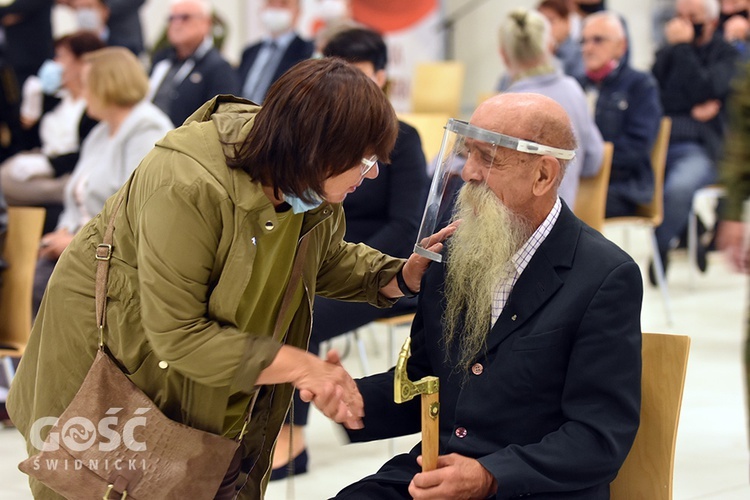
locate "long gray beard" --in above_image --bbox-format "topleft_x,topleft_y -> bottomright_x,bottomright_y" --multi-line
443,183 -> 532,375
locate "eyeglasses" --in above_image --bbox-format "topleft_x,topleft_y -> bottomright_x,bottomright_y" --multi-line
168,13 -> 200,23
580,35 -> 611,46
360,155 -> 378,178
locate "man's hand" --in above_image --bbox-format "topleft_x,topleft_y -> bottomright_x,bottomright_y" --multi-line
691,99 -> 721,122
717,220 -> 749,273
665,17 -> 695,45
724,15 -> 750,42
408,453 -> 498,499
39,229 -> 74,260
294,349 -> 364,430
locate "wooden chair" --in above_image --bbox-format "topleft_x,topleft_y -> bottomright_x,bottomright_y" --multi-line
397,112 -> 451,163
611,332 -> 691,500
0,207 -> 45,385
606,117 -> 673,325
410,61 -> 465,117
574,141 -> 614,232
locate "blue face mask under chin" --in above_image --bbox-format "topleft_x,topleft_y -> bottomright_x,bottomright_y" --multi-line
38,60 -> 63,94
284,190 -> 323,214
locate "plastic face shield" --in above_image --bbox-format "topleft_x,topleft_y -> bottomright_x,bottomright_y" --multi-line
414,118 -> 576,262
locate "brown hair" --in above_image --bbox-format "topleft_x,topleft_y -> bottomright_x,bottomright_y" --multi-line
56,31 -> 105,59
83,47 -> 149,107
537,0 -> 570,19
228,58 -> 398,203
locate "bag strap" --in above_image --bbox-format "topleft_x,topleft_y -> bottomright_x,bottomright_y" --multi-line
95,192 -> 126,347
237,234 -> 310,442
94,196 -> 311,440
272,235 -> 310,342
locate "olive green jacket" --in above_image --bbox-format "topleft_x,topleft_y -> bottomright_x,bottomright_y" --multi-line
8,96 -> 403,499
722,63 -> 750,221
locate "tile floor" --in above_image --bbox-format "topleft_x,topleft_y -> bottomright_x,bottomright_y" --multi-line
1,227 -> 748,499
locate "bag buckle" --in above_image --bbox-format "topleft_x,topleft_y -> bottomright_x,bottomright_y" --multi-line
96,244 -> 113,261
103,484 -> 128,499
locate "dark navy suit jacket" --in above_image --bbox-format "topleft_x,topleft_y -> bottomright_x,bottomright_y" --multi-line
151,46 -> 239,127
237,34 -> 313,101
346,202 -> 643,500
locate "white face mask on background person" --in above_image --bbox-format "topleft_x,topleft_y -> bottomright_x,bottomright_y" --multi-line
260,7 -> 293,35
37,60 -> 64,94
76,8 -> 103,32
318,0 -> 348,21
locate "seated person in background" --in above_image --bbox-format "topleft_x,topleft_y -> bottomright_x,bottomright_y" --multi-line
651,0 -> 738,279
0,32 -> 104,218
334,92 -> 642,500
149,0 -> 238,126
581,11 -> 663,217
500,7 -> 604,206
238,0 -> 314,104
538,0 -> 586,84
718,0 -> 750,57
34,46 -> 173,312
270,26 -> 430,480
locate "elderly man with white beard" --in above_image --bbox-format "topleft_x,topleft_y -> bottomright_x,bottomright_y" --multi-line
334,92 -> 643,500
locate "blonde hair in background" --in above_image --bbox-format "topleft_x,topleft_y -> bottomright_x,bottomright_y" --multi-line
83,47 -> 149,107
499,8 -> 552,71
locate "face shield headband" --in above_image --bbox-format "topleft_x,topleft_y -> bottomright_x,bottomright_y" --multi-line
413,119 -> 575,262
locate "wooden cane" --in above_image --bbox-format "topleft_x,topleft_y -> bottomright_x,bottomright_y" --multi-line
395,337 -> 440,472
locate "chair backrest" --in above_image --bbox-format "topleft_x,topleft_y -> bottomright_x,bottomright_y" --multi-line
610,332 -> 690,500
634,117 -> 671,224
574,141 -> 614,231
0,207 -> 45,351
397,112 -> 451,163
410,61 -> 465,117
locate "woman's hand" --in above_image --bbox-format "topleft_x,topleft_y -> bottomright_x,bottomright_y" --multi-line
39,229 -> 74,260
295,349 -> 364,429
257,345 -> 364,429
401,221 -> 460,293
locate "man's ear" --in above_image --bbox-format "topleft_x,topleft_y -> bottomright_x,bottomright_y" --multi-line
374,69 -> 388,89
532,156 -> 560,196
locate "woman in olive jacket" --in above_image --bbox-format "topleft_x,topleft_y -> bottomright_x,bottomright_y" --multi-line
8,59 -> 452,499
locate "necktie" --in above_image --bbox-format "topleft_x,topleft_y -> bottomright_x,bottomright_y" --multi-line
245,41 -> 280,104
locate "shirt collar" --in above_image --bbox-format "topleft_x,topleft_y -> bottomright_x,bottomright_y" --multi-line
511,197 -> 562,275
264,31 -> 296,52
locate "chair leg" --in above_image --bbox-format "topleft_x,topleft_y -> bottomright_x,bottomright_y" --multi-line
353,331 -> 371,376
688,204 -> 698,290
387,324 -> 396,457
2,356 -> 15,387
650,230 -> 674,326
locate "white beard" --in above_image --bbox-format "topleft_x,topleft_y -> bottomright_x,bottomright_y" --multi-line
443,182 -> 532,374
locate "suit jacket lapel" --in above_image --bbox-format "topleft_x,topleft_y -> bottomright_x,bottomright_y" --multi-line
484,202 -> 580,352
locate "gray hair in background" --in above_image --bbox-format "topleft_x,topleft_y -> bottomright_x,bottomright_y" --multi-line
582,11 -> 627,41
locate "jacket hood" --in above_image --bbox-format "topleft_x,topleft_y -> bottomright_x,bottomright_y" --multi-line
157,94 -> 261,167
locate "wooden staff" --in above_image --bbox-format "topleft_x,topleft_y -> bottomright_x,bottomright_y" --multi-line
394,337 -> 440,471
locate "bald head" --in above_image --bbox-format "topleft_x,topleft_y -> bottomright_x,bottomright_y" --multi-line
459,92 -> 576,225
472,93 -> 577,157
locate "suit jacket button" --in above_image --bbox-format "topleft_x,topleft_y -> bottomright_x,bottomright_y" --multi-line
158,360 -> 169,369
264,221 -> 274,231
455,427 -> 467,438
471,363 -> 483,376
